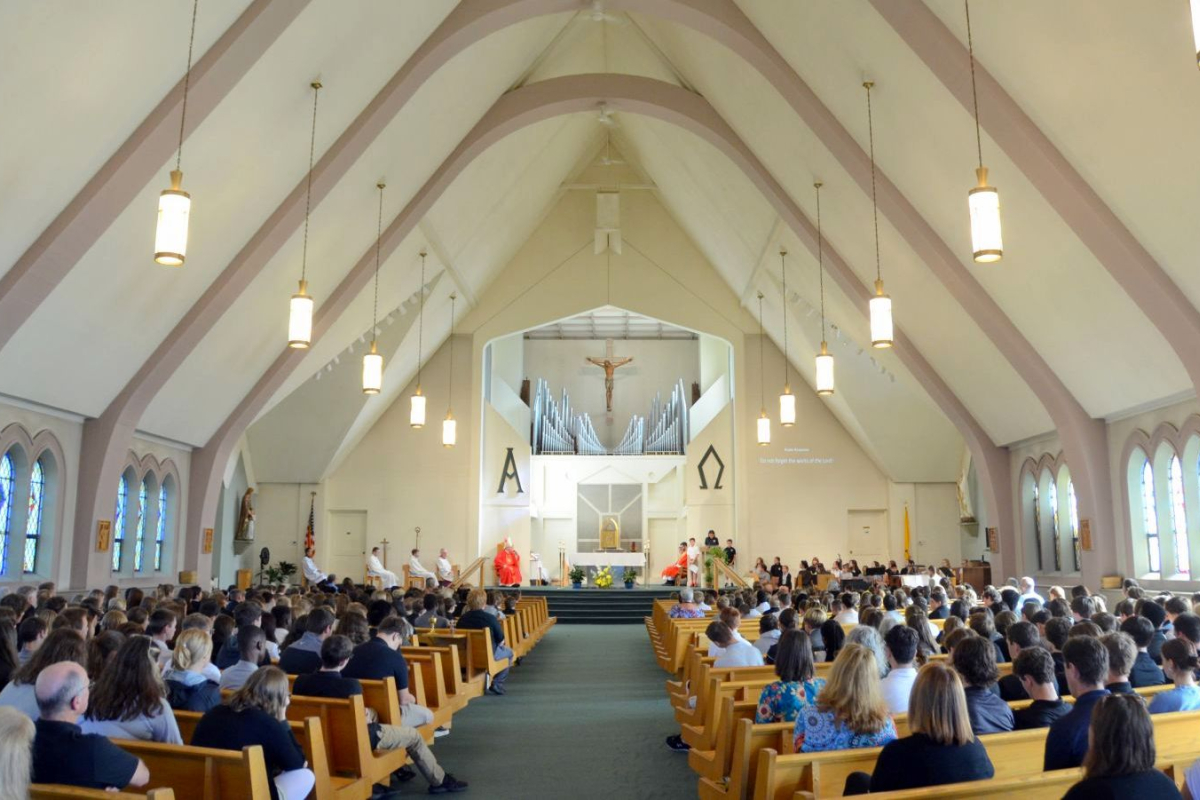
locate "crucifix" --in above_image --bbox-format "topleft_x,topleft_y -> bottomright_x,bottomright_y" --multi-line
379,538 -> 390,569
586,339 -> 633,413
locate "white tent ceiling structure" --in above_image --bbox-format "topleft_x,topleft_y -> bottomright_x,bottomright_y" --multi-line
3,0 -> 1200,577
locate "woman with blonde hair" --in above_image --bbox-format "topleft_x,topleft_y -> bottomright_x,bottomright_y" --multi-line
192,667 -> 315,800
0,706 -> 34,800
164,629 -> 222,712
792,643 -> 897,753
845,661 -> 994,794
456,588 -> 512,695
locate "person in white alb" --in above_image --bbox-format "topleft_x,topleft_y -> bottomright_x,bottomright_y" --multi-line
436,549 -> 455,587
686,538 -> 701,588
880,625 -> 920,715
366,547 -> 398,589
303,547 -> 337,592
409,549 -> 436,582
529,553 -> 550,586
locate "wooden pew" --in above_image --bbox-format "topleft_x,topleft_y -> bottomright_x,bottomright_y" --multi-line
458,627 -> 509,685
31,790 -> 174,800
405,644 -> 475,708
698,716 -> 792,800
862,768 -> 1084,799
287,693 -> 408,789
414,631 -> 487,698
173,711 -> 366,800
112,741 -> 272,800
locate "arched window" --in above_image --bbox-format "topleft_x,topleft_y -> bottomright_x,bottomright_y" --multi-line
1031,482 -> 1043,571
0,452 -> 13,575
1048,480 -> 1061,571
1142,459 -> 1161,574
1169,454 -> 1190,577
23,459 -> 45,574
133,478 -> 148,572
1068,480 -> 1081,572
113,475 -> 128,571
155,483 -> 168,571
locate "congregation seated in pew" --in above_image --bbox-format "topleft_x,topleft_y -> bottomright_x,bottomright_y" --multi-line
755,629 -> 823,724
79,635 -> 182,745
342,615 -> 436,730
792,643 -> 897,753
952,634 -> 1014,734
1149,637 -> 1200,713
1011,646 -> 1071,729
1062,693 -> 1181,800
0,629 -> 86,721
163,629 -> 221,713
1045,635 -> 1111,771
220,626 -> 268,692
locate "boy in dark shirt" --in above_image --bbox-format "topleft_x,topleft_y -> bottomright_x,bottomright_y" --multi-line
342,616 -> 436,729
1120,615 -> 1168,687
723,540 -> 736,566
1011,647 -> 1071,730
295,636 -> 467,794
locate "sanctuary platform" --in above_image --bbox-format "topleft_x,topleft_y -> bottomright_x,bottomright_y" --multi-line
490,586 -> 679,625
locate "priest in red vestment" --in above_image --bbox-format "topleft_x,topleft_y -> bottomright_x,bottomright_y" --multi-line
494,541 -> 523,586
661,543 -> 688,585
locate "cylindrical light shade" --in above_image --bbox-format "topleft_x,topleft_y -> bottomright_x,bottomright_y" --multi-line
410,390 -> 426,428
757,411 -> 771,446
362,342 -> 382,395
968,167 -> 1002,263
779,388 -> 796,427
154,170 -> 190,266
443,415 -> 457,447
869,280 -> 893,348
288,280 -> 313,349
1192,0 -> 1200,67
815,343 -> 835,396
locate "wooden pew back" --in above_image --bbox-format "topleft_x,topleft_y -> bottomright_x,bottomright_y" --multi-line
114,740 -> 272,800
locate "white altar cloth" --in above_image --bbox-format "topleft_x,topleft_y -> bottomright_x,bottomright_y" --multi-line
569,552 -> 646,567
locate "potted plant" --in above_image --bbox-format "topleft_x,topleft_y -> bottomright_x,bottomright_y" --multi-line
594,566 -> 614,589
263,561 -> 297,586
703,546 -> 726,587
623,568 -> 638,589
569,566 -> 585,589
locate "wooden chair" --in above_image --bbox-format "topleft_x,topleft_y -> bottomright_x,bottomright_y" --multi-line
401,566 -> 426,591
112,741 -> 272,800
364,569 -> 383,590
31,790 -> 175,800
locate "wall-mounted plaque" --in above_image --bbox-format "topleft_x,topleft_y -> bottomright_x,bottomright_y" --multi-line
95,520 -> 111,552
203,527 -> 214,554
985,526 -> 999,553
1080,519 -> 1092,552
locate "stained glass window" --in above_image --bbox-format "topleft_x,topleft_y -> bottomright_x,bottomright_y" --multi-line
1048,480 -> 1061,571
155,484 -> 167,571
1142,459 -> 1160,574
23,459 -> 44,574
133,479 -> 148,572
1068,480 -> 1080,572
0,452 -> 13,576
113,475 -> 127,571
1169,454 -> 1190,577
1031,483 -> 1043,571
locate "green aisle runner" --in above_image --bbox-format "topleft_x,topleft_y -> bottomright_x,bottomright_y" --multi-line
426,625 -> 696,799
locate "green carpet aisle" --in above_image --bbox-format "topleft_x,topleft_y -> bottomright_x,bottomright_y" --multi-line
427,625 -> 696,799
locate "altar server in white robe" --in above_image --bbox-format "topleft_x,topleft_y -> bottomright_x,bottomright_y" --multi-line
366,546 -> 398,589
686,538 -> 701,588
529,553 -> 550,586
410,549 -> 436,582
436,549 -> 455,587
303,547 -> 337,592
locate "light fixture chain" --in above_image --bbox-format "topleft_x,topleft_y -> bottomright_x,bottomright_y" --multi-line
815,182 -> 826,343
372,184 -> 384,336
780,249 -> 788,385
757,293 -> 766,407
965,0 -> 984,170
176,0 -> 200,171
417,252 -> 426,387
865,82 -> 882,283
300,83 -> 320,284
447,294 -> 456,403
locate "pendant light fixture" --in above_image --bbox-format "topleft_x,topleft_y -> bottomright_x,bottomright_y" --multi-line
410,250 -> 428,428
154,0 -> 200,267
863,81 -> 894,349
1191,0 -> 1200,68
443,293 -> 457,448
288,81 -> 322,349
965,0 -> 1003,263
756,291 -> 771,446
362,183 -> 385,396
778,247 -> 796,427
814,181 -> 835,397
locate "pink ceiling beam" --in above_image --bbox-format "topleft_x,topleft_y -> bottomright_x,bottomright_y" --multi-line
874,1 -> 1200,396
0,0 -> 309,357
68,0 -> 587,588
182,73 -> 1012,582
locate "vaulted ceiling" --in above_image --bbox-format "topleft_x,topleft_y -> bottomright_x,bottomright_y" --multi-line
2,1 -> 1197,486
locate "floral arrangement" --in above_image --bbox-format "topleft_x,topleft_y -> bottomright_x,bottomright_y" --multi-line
594,566 -> 614,589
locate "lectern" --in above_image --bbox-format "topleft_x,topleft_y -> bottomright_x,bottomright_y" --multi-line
961,561 -> 992,591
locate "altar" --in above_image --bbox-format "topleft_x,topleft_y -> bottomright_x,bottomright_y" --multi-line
569,552 -> 645,568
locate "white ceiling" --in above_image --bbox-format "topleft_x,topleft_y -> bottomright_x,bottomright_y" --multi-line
2,0 -> 1197,482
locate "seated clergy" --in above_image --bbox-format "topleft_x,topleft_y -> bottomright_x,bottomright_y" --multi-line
436,548 -> 455,587
302,547 -> 337,592
366,547 -> 398,589
409,549 -> 436,581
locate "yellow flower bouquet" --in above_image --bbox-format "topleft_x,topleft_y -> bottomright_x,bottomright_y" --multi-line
594,566 -> 614,589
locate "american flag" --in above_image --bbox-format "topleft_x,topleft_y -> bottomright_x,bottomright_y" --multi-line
304,493 -> 315,553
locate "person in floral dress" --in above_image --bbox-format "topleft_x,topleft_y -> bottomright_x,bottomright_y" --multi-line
793,644 -> 897,753
756,629 -> 825,723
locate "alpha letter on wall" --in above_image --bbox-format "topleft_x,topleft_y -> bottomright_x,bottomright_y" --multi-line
497,447 -> 524,494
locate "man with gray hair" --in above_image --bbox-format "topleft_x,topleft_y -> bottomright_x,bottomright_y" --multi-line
1018,577 -> 1044,608
668,587 -> 704,619
32,662 -> 149,790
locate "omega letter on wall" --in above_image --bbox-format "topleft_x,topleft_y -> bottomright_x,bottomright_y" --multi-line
697,445 -> 725,490
497,447 -> 524,495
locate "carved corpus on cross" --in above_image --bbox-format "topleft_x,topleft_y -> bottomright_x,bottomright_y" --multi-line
586,338 -> 633,413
